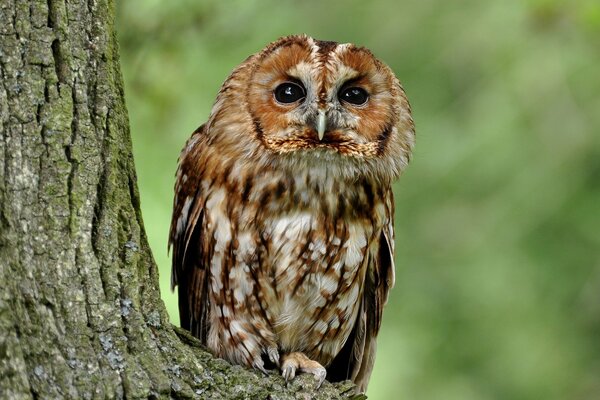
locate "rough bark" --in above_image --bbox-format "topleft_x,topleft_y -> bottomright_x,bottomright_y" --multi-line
0,1 -> 360,399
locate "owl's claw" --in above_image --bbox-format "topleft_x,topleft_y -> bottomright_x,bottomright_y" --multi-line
280,352 -> 327,388
281,361 -> 296,382
313,366 -> 327,388
266,346 -> 280,367
252,358 -> 268,375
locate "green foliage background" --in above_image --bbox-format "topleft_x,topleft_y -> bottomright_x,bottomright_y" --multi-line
117,1 -> 600,398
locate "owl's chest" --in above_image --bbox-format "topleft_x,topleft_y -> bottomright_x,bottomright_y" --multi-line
258,208 -> 378,360
203,172 -> 385,361
265,211 -> 371,289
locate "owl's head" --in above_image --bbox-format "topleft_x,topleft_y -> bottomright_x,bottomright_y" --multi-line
209,35 -> 414,182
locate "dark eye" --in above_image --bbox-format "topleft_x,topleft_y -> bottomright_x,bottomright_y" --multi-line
274,82 -> 306,104
339,87 -> 369,105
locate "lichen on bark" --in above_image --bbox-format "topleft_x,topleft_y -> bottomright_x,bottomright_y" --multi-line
0,1 -> 359,399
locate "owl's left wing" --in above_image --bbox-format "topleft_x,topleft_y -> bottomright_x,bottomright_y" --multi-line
169,125 -> 211,342
327,190 -> 396,393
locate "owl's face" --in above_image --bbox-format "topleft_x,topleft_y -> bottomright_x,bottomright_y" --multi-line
209,35 -> 414,181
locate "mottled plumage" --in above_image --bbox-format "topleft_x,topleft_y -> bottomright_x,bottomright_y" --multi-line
169,35 -> 414,392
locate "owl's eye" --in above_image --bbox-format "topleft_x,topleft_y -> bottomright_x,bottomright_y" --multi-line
274,82 -> 306,104
339,87 -> 369,106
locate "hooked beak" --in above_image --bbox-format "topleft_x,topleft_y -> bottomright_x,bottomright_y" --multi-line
317,109 -> 326,141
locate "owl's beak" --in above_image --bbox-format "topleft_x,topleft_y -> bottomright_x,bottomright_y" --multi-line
317,109 -> 326,141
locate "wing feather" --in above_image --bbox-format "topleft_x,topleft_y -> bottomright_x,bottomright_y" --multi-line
169,125 -> 211,341
327,190 -> 396,393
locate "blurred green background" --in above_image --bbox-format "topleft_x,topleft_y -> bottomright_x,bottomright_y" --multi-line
116,1 -> 600,399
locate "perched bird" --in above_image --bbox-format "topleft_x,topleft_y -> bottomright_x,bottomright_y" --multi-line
169,34 -> 414,393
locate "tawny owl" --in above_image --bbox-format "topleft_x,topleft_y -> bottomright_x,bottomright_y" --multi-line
169,35 -> 414,393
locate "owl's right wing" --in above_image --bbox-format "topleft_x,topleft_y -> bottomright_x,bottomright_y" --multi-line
169,124 -> 212,342
327,189 -> 396,393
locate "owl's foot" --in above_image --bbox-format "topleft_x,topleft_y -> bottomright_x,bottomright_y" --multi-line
281,352 -> 327,388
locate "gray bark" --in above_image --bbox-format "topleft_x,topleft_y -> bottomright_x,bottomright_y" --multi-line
0,1 -> 359,399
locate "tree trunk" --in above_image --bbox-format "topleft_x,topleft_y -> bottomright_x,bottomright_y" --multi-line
0,1 -> 358,399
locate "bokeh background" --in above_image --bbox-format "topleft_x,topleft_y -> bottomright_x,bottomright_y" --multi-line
116,1 -> 600,399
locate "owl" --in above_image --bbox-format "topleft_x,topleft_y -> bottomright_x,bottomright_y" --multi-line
169,35 -> 414,393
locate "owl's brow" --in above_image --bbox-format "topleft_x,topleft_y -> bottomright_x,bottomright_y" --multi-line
338,74 -> 369,89
281,75 -> 304,85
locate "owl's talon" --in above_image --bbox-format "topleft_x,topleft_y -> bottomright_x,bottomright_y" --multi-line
266,346 -> 280,367
281,363 -> 296,382
252,358 -> 268,375
313,366 -> 327,388
280,352 -> 327,387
